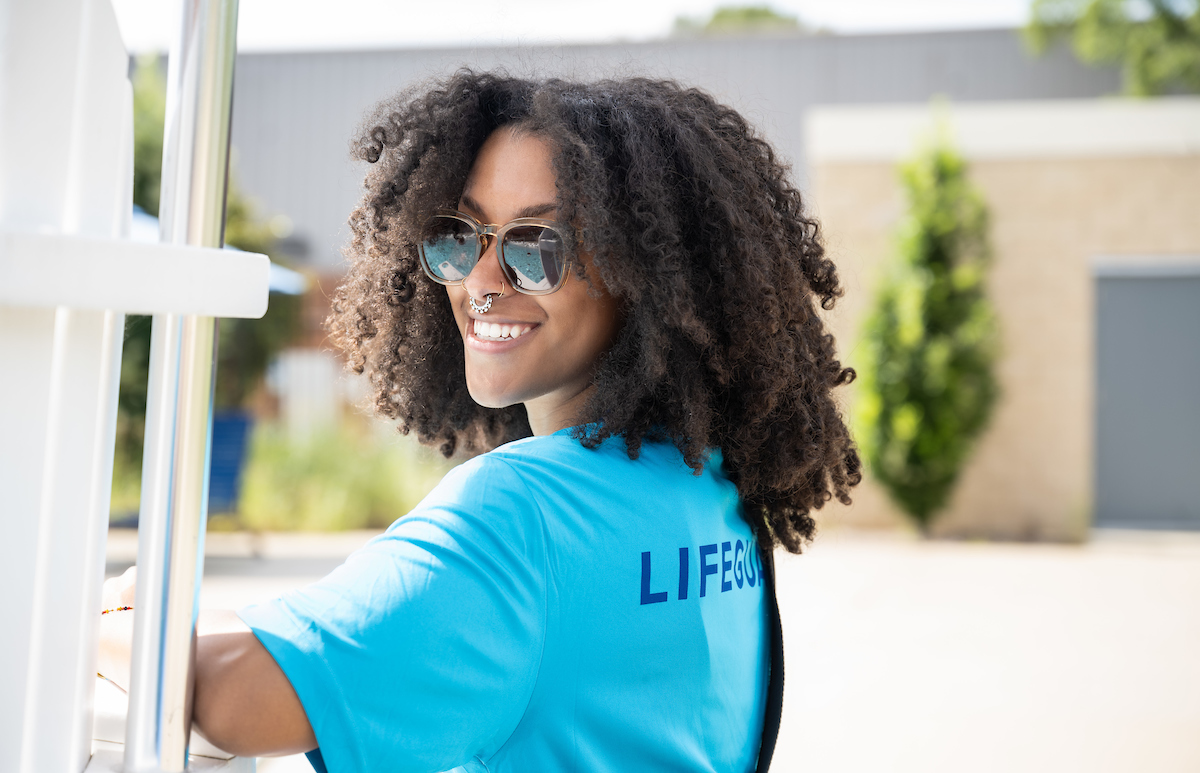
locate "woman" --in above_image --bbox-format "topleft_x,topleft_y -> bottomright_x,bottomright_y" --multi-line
101,70 -> 859,772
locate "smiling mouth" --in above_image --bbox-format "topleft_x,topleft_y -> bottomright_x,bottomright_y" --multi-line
472,319 -> 536,341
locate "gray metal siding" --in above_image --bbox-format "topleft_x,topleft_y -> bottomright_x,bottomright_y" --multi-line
1094,275 -> 1200,530
228,28 -> 1120,268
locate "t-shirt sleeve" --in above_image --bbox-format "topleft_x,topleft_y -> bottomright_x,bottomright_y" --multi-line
237,454 -> 547,773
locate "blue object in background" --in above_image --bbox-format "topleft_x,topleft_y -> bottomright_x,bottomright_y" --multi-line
209,411 -> 253,514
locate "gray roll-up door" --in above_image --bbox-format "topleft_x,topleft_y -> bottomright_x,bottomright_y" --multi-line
1094,268 -> 1200,530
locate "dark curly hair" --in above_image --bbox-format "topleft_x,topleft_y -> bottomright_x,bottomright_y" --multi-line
327,69 -> 860,552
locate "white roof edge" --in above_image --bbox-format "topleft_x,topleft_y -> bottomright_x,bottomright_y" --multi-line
806,97 -> 1200,163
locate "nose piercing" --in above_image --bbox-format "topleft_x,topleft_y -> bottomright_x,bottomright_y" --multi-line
468,282 -> 505,315
469,294 -> 493,314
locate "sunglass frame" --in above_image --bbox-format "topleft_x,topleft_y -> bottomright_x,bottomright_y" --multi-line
417,209 -> 571,296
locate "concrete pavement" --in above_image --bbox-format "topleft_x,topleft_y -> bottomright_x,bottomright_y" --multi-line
770,528 -> 1200,772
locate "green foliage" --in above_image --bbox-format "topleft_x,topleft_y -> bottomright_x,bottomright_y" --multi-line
114,315 -> 153,493
855,130 -> 1000,532
673,4 -> 807,36
214,177 -> 302,410
110,410 -> 145,518
132,55 -> 166,215
1026,0 -> 1200,95
236,423 -> 454,531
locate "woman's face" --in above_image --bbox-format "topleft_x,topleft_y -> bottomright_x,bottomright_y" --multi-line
446,128 -> 621,434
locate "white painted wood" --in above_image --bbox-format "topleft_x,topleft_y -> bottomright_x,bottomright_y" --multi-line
0,0 -> 96,769
86,742 -> 255,773
20,2 -> 132,768
0,0 -> 261,770
0,308 -> 57,773
93,677 -> 241,762
0,232 -> 269,318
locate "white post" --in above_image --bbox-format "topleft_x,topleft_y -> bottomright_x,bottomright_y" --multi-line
0,0 -> 264,771
0,1 -> 133,771
125,1 -> 241,771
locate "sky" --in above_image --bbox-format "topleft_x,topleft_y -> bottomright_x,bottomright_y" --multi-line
112,0 -> 1035,53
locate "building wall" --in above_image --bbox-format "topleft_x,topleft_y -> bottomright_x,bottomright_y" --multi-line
809,99 -> 1200,540
228,28 -> 1119,268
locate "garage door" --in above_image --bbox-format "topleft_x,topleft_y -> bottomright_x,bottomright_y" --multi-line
1094,267 -> 1200,530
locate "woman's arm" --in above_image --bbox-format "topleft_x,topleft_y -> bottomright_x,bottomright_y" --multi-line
98,568 -> 317,757
192,609 -> 317,756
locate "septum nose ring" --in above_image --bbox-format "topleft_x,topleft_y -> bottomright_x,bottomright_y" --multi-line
468,281 -> 504,315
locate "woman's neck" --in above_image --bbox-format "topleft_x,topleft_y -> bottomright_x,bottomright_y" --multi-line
523,383 -> 595,436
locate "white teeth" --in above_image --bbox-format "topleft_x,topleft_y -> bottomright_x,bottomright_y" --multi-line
473,319 -> 532,341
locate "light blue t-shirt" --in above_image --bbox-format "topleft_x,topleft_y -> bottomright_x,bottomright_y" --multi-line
238,429 -> 767,773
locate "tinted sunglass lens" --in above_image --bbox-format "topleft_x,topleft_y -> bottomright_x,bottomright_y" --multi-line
421,217 -> 478,282
502,226 -> 564,292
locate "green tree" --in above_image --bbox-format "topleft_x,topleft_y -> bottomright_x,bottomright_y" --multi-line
132,55 -> 166,214
1026,0 -> 1200,95
855,130 -> 1000,534
212,178 -> 302,411
673,4 -> 809,36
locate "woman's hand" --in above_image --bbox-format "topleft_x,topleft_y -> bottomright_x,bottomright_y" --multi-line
102,565 -> 137,608
96,565 -> 316,755
97,566 -> 138,691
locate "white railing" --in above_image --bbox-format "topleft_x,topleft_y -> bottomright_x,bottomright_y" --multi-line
0,0 -> 265,770
126,1 -> 242,770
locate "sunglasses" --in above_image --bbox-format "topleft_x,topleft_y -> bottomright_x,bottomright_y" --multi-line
417,209 -> 569,295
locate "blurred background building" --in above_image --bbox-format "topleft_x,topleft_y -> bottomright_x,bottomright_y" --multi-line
228,28 -> 1119,273
215,22 -> 1198,539
108,2 -> 1199,540
810,98 -> 1200,539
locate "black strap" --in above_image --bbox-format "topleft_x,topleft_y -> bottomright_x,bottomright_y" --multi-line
756,548 -> 784,773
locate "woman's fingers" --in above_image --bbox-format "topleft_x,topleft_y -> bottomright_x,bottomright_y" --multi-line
118,566 -> 137,606
102,565 -> 138,610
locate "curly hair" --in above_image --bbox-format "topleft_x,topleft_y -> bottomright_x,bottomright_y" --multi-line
327,69 -> 860,553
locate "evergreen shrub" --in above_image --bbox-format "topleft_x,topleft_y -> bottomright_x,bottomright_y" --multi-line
855,130 -> 1000,533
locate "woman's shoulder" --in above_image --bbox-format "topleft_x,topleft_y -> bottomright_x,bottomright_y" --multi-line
377,441 -> 553,556
414,430 -> 732,532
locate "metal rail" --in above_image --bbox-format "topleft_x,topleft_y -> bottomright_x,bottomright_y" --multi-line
125,1 -> 240,770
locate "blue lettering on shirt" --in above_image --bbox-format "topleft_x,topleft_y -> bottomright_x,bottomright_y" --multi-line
699,544 -> 719,597
641,541 -> 761,604
678,547 -> 689,600
720,541 -> 733,592
640,551 -> 668,605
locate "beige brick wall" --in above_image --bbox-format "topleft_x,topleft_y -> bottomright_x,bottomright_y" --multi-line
811,155 -> 1200,540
